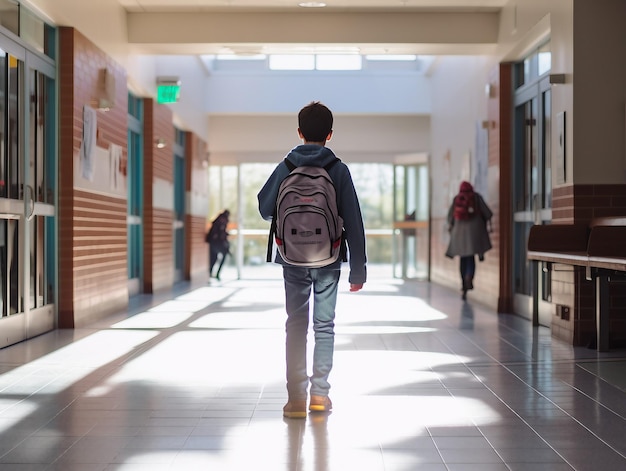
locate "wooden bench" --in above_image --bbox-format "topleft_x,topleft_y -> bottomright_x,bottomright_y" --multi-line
527,217 -> 626,351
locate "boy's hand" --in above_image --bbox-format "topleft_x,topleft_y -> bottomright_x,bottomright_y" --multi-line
349,283 -> 363,292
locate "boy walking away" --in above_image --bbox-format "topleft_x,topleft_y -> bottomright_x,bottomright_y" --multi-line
258,101 -> 367,418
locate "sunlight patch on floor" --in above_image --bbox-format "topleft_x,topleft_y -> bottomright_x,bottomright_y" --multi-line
111,311 -> 196,329
190,310 -> 285,330
104,330 -> 285,387
337,296 -> 447,323
173,286 -> 237,304
336,325 -> 436,334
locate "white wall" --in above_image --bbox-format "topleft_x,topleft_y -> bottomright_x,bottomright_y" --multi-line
153,56 -> 211,140
206,72 -> 431,116
572,0 -> 626,184
429,56 -> 493,220
27,0 -> 129,67
206,115 -> 430,165
497,0 -> 575,188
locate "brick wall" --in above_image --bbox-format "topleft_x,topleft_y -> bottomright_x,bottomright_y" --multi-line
57,27 -> 210,327
143,98 -> 175,292
58,27 -> 128,328
187,132 -> 209,278
551,184 -> 626,347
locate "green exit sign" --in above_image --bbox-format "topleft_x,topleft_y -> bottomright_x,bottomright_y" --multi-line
157,83 -> 180,103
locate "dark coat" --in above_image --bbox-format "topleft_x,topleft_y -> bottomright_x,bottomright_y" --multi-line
445,191 -> 493,258
206,212 -> 230,253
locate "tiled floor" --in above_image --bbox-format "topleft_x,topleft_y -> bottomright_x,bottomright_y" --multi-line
0,266 -> 625,470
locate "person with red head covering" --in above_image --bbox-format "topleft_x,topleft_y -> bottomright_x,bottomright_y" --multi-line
445,181 -> 493,300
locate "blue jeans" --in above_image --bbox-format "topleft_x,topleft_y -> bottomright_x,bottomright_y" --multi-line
283,266 -> 340,399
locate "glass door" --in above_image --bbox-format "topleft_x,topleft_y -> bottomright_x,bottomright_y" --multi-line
392,155 -> 430,280
513,77 -> 552,326
26,54 -> 56,339
173,129 -> 185,282
0,37 -> 56,347
127,94 -> 143,295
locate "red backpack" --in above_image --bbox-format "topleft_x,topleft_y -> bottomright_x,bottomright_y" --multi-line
453,191 -> 476,220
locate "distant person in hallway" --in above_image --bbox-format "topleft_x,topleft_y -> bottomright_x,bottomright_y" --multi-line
257,101 -> 367,419
205,209 -> 230,281
446,181 -> 493,300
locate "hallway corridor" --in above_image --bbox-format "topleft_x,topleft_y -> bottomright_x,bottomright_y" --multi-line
0,267 -> 624,470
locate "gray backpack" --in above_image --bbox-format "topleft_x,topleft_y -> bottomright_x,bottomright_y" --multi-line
267,158 -> 345,267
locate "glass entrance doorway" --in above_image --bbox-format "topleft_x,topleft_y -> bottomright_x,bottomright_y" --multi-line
0,39 -> 56,347
392,155 -> 430,280
512,48 -> 553,326
210,162 -> 399,280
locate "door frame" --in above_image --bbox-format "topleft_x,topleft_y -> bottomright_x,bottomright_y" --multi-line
0,34 -> 57,348
512,75 -> 553,326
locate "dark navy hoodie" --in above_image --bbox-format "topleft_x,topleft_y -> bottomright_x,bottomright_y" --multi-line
258,144 -> 367,285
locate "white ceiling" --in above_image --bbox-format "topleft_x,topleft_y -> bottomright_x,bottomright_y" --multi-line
117,0 -> 506,13
26,0 -> 508,56
117,0 -> 508,56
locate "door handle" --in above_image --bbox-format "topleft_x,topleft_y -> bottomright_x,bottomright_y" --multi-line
532,193 -> 540,224
26,185 -> 35,221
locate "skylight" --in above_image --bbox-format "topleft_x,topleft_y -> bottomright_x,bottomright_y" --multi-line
316,55 -> 362,70
200,53 -> 428,73
269,54 -> 315,70
269,54 -> 362,71
366,54 -> 417,61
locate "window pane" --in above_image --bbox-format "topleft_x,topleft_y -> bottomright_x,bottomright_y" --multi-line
0,0 -> 18,36
28,70 -> 36,201
8,54 -> 20,199
29,71 -> 50,204
0,51 -> 5,198
538,42 -> 551,76
514,62 -> 525,88
366,55 -> 416,61
2,219 -> 20,315
523,57 -> 531,84
215,54 -> 266,61
316,55 -> 361,70
542,89 -> 552,208
30,215 -> 46,309
349,163 -> 393,264
20,6 -> 45,54
269,55 -> 314,70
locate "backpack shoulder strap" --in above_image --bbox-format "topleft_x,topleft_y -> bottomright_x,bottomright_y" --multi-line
266,215 -> 276,262
283,158 -> 297,172
323,157 -> 340,172
268,159 -> 294,262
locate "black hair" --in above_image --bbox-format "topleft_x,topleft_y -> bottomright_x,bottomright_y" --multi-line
298,101 -> 333,142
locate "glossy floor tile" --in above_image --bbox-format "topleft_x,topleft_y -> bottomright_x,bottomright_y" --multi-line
0,266 -> 624,470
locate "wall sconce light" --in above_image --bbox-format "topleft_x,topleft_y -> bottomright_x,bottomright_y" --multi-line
95,67 -> 116,110
155,138 -> 167,149
549,73 -> 566,84
485,83 -> 497,98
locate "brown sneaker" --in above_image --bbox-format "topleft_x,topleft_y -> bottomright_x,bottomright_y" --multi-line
283,399 -> 307,419
309,395 -> 332,412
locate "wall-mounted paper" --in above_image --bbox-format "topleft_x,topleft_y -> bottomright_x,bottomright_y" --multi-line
80,105 -> 97,181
